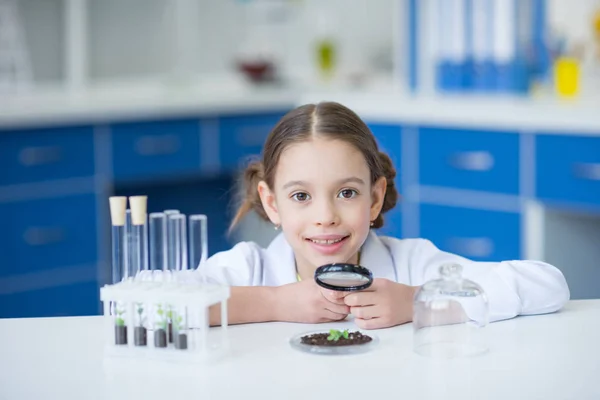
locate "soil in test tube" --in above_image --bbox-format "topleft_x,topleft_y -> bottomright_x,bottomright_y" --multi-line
115,325 -> 127,345
175,334 -> 188,350
134,303 -> 147,346
134,327 -> 147,346
154,329 -> 167,348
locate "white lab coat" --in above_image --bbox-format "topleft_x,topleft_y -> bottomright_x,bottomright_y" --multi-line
198,231 -> 570,323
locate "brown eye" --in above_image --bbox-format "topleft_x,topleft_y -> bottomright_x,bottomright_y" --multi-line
292,192 -> 310,202
338,189 -> 358,199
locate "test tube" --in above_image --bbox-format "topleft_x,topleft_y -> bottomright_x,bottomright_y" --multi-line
149,213 -> 167,271
173,307 -> 188,350
125,209 -> 133,280
129,196 -> 149,347
167,212 -> 187,344
129,196 -> 148,277
167,213 -> 187,271
109,196 -> 128,345
189,214 -> 208,270
109,197 -> 127,284
164,210 -> 180,270
149,212 -> 167,347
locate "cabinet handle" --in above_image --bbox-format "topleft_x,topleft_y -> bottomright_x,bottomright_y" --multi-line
572,162 -> 600,181
134,135 -> 181,156
18,146 -> 63,166
23,227 -> 66,246
447,237 -> 494,258
448,151 -> 494,171
235,126 -> 270,147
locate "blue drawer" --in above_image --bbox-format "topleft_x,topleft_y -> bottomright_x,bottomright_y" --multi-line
419,204 -> 521,262
218,112 -> 286,170
0,125 -> 95,186
376,206 -> 403,238
536,134 -> 600,205
111,119 -> 201,181
0,280 -> 100,318
369,123 -> 402,187
368,123 -> 403,238
419,127 -> 520,194
0,193 -> 98,277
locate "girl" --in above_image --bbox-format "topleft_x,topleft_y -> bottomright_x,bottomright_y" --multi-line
199,101 -> 569,329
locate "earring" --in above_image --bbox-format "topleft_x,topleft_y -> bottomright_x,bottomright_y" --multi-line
370,221 -> 374,227
274,224 -> 280,231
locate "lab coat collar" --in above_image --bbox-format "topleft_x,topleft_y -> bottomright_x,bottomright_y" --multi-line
264,231 -> 397,286
359,231 -> 398,282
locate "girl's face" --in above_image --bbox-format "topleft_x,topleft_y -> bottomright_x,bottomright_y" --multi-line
258,137 -> 386,272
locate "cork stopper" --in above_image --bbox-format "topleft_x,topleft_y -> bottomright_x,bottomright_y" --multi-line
129,196 -> 148,225
109,197 -> 127,226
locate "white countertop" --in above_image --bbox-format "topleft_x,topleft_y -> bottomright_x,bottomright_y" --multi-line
1,299 -> 599,400
2,78 -> 600,134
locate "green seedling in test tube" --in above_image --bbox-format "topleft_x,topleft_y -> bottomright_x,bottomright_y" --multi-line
154,304 -> 168,348
114,308 -> 127,345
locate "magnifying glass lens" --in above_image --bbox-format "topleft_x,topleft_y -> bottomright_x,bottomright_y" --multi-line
314,264 -> 373,291
317,272 -> 370,288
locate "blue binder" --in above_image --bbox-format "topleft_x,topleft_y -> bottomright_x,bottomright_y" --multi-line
436,0 -> 468,92
468,0 -> 495,91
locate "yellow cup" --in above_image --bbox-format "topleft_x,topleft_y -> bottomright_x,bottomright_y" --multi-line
554,57 -> 580,98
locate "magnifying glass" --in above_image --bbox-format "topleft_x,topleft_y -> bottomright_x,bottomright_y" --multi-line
314,263 -> 373,291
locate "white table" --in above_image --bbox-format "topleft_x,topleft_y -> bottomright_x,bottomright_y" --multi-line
1,300 -> 599,400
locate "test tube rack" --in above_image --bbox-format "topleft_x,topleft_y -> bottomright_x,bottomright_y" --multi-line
102,195 -> 230,363
100,273 -> 229,363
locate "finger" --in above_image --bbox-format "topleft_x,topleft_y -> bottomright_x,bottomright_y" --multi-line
324,302 -> 351,316
350,305 -> 380,320
320,289 -> 349,304
344,292 -> 378,307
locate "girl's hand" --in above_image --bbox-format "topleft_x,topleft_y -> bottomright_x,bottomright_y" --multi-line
274,280 -> 350,324
343,278 -> 418,329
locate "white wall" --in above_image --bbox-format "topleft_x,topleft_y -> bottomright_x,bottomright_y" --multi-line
17,0 -> 64,83
12,0 -> 600,85
14,0 -> 396,85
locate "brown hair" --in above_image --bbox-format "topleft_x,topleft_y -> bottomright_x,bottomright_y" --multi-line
230,101 -> 398,231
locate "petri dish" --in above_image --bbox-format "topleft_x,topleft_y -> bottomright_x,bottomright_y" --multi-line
314,263 -> 373,291
289,329 -> 379,355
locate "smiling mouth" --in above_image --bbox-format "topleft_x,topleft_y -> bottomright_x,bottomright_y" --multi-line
306,236 -> 349,245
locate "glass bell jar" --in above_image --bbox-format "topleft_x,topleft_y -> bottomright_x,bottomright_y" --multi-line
413,263 -> 489,358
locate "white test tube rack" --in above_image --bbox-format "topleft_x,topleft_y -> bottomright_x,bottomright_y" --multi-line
100,276 -> 229,363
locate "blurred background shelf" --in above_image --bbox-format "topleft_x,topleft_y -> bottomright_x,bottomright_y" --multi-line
1,0 -> 599,318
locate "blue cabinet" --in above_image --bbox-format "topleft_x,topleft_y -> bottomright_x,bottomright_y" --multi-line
419,203 -> 521,262
0,194 -> 98,277
111,118 -> 201,181
369,123 -> 403,238
0,125 -> 95,186
419,127 -> 520,194
218,112 -> 287,171
536,134 -> 600,206
0,279 -> 99,318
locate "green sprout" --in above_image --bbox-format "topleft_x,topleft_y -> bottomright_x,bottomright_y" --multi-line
155,304 -> 167,330
115,308 -> 125,326
136,304 -> 145,326
327,329 -> 349,341
174,314 -> 184,331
